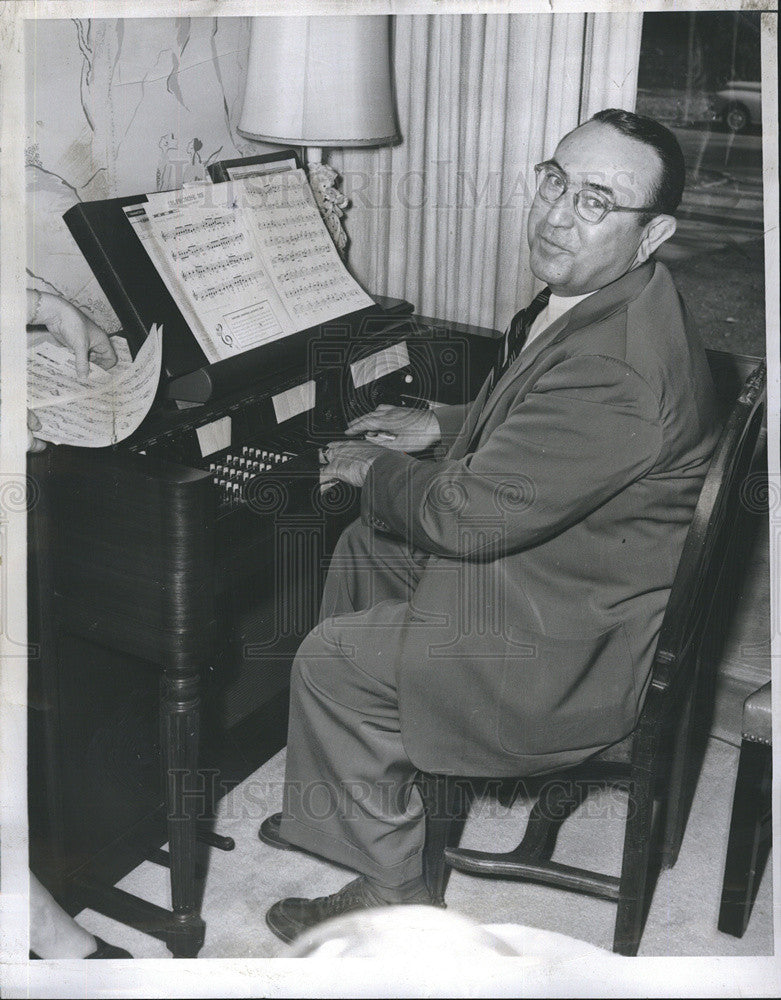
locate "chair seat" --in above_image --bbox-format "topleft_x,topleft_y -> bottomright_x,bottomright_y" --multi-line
589,731 -> 634,765
742,681 -> 771,745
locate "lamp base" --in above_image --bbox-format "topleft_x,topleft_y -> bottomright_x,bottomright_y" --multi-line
306,157 -> 349,259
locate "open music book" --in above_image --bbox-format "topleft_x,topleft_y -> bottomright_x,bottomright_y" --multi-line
122,169 -> 374,365
62,157 -> 407,405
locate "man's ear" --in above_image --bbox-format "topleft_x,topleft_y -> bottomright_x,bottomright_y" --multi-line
634,214 -> 677,265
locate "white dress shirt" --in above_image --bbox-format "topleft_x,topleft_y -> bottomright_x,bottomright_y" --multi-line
523,289 -> 596,352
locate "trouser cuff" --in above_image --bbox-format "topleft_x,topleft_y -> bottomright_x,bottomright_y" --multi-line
279,814 -> 424,887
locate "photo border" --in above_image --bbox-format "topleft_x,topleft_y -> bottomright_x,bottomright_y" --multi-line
2,2 -> 778,996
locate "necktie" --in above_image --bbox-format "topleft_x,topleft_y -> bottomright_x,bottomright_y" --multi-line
489,286 -> 552,394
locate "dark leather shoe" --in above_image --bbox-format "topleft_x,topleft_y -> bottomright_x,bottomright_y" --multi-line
85,937 -> 133,959
266,875 -> 435,944
30,936 -> 133,960
258,812 -> 296,851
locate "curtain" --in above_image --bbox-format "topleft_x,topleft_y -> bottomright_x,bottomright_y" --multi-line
335,12 -> 643,332
581,13 -> 644,119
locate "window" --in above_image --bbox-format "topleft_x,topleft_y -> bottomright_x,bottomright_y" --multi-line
637,11 -> 764,357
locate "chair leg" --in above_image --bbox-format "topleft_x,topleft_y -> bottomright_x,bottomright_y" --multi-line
517,778 -> 589,861
442,778 -> 622,900
613,750 -> 658,956
660,686 -> 695,868
418,774 -> 469,904
718,739 -> 772,937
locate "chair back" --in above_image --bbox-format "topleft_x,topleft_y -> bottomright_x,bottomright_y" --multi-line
650,359 -> 766,699
636,359 -> 766,864
704,348 -> 766,425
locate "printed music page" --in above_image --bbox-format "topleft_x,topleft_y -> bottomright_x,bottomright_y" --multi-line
142,187 -> 292,361
123,203 -> 226,364
28,325 -> 163,447
238,169 -> 375,327
135,172 -> 374,363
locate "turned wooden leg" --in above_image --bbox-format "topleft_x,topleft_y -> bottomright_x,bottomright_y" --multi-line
160,669 -> 206,958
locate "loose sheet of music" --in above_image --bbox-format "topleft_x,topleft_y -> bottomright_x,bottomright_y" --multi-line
28,326 -> 164,447
124,169 -> 374,363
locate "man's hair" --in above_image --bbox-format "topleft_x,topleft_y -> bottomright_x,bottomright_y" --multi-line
589,108 -> 686,222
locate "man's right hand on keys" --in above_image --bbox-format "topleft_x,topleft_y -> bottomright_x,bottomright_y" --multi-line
344,404 -> 441,454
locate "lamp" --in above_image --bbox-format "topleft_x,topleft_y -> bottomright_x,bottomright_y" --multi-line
238,15 -> 399,256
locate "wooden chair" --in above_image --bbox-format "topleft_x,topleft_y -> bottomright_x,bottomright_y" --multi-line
418,359 -> 767,956
718,680 -> 772,937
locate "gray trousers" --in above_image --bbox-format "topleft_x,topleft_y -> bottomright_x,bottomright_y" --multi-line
279,519 -> 430,886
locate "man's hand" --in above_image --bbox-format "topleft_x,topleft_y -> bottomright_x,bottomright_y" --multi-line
320,439 -> 389,488
344,404 -> 441,454
34,292 -> 117,379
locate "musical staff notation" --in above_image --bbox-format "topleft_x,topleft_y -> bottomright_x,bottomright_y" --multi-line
133,169 -> 374,363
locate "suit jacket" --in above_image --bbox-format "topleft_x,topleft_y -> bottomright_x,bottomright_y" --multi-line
360,260 -> 719,776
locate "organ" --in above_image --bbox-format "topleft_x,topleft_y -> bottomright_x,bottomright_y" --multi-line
27,153 -> 502,955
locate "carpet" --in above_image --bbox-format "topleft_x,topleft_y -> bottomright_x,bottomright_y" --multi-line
73,735 -> 772,961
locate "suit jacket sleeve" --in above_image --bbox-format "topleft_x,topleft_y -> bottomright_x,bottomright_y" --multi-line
432,402 -> 469,450
361,354 -> 663,558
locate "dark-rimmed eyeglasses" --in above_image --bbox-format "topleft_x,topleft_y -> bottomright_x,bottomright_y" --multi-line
533,162 -> 660,225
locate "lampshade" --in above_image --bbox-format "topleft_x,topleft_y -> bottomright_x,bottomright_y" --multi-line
238,15 -> 399,148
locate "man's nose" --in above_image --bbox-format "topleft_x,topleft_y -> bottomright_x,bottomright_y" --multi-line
545,191 -> 577,228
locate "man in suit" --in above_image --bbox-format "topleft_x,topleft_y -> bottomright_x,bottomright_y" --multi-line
261,109 -> 719,942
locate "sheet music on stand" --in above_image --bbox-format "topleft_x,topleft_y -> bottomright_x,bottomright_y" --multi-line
123,170 -> 373,365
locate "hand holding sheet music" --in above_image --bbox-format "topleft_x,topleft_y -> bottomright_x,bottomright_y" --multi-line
28,326 -> 163,447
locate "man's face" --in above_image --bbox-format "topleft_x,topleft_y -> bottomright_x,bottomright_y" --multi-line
527,121 -> 663,296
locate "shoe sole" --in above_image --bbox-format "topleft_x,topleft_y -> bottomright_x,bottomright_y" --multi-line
265,906 -> 297,944
257,828 -> 296,851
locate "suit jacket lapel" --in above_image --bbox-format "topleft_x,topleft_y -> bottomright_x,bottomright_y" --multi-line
465,312 -> 571,447
462,261 -> 657,453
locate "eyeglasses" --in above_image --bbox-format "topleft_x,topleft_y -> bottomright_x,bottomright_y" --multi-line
533,162 -> 660,225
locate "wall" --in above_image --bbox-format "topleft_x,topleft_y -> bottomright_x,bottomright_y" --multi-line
26,16 -> 260,333
25,13 -> 644,338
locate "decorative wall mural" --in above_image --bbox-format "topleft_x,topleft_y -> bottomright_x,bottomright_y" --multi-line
156,133 -> 219,190
26,16 -> 254,332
